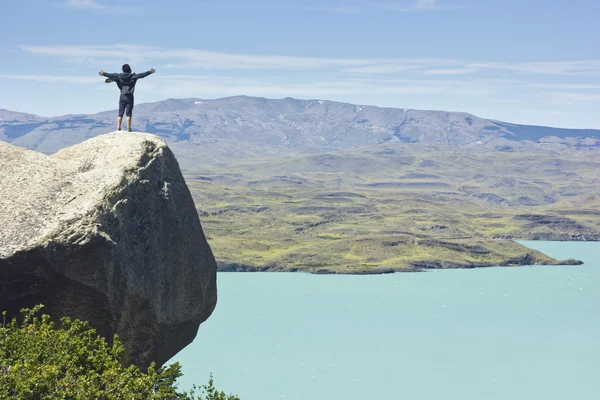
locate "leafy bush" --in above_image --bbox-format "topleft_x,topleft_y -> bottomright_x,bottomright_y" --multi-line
0,305 -> 240,400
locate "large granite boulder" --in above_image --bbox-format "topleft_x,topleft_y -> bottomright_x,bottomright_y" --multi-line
0,132 -> 217,368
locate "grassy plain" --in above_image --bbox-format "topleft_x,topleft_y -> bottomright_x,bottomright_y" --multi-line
182,144 -> 600,273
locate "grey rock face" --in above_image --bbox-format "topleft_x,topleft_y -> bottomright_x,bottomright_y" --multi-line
0,132 -> 217,368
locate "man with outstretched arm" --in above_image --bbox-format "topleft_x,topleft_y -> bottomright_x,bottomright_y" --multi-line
98,64 -> 156,132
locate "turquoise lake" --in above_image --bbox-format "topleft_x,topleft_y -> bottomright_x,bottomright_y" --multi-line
169,241 -> 600,399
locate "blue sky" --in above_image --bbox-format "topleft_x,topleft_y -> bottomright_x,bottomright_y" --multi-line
1,0 -> 599,128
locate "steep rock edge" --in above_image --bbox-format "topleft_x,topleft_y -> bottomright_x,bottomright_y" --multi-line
0,132 -> 217,368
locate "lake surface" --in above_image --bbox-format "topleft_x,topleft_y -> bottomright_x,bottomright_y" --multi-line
169,241 -> 600,400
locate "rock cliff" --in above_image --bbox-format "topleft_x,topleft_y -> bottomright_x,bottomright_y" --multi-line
0,132 -> 217,368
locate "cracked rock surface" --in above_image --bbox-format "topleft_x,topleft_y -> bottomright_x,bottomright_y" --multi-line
0,132 -> 217,368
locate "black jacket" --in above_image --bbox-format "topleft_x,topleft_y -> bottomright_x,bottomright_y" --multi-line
102,70 -> 153,95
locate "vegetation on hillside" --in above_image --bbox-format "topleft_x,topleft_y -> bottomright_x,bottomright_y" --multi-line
185,144 -> 599,273
0,305 -> 240,400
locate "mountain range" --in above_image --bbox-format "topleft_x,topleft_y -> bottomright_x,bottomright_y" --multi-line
2,96 -> 600,164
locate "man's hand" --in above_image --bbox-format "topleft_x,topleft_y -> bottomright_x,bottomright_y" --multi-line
98,71 -> 104,76
150,68 -> 156,74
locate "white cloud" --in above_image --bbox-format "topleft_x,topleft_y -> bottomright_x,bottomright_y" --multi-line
62,0 -> 140,14
421,68 -> 480,75
546,92 -> 600,104
19,44 -> 374,70
65,0 -> 106,9
0,74 -> 99,84
16,44 -> 600,79
381,0 -> 470,12
7,45 -> 600,116
344,60 -> 454,74
528,83 -> 600,90
467,61 -> 600,76
415,0 -> 438,9
344,65 -> 421,74
0,74 -> 517,99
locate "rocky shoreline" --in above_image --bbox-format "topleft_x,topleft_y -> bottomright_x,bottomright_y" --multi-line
216,252 -> 584,276
493,233 -> 600,241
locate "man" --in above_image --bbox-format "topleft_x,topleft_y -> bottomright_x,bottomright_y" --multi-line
98,64 -> 155,132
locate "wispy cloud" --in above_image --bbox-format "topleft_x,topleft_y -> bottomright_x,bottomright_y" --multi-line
19,44 -> 373,70
307,6 -> 362,14
546,92 -> 600,104
17,44 -> 600,78
467,61 -> 600,76
5,44 -> 600,115
0,73 -> 500,97
65,0 -> 107,10
62,0 -> 141,14
344,60 -> 453,74
0,74 -> 99,84
380,0 -> 470,12
0,73 -> 561,101
528,83 -> 600,90
415,0 -> 439,9
421,68 -> 480,75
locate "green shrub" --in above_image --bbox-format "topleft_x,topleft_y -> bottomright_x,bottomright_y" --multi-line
0,305 -> 240,400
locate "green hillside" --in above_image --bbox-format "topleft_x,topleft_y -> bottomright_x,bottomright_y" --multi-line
184,144 -> 599,274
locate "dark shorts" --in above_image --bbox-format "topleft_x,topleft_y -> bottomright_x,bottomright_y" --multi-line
118,94 -> 134,117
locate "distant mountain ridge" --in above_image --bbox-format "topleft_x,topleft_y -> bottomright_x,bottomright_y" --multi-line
1,96 -> 599,158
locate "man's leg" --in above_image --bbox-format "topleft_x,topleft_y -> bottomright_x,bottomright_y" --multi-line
126,95 -> 134,132
118,95 -> 126,131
